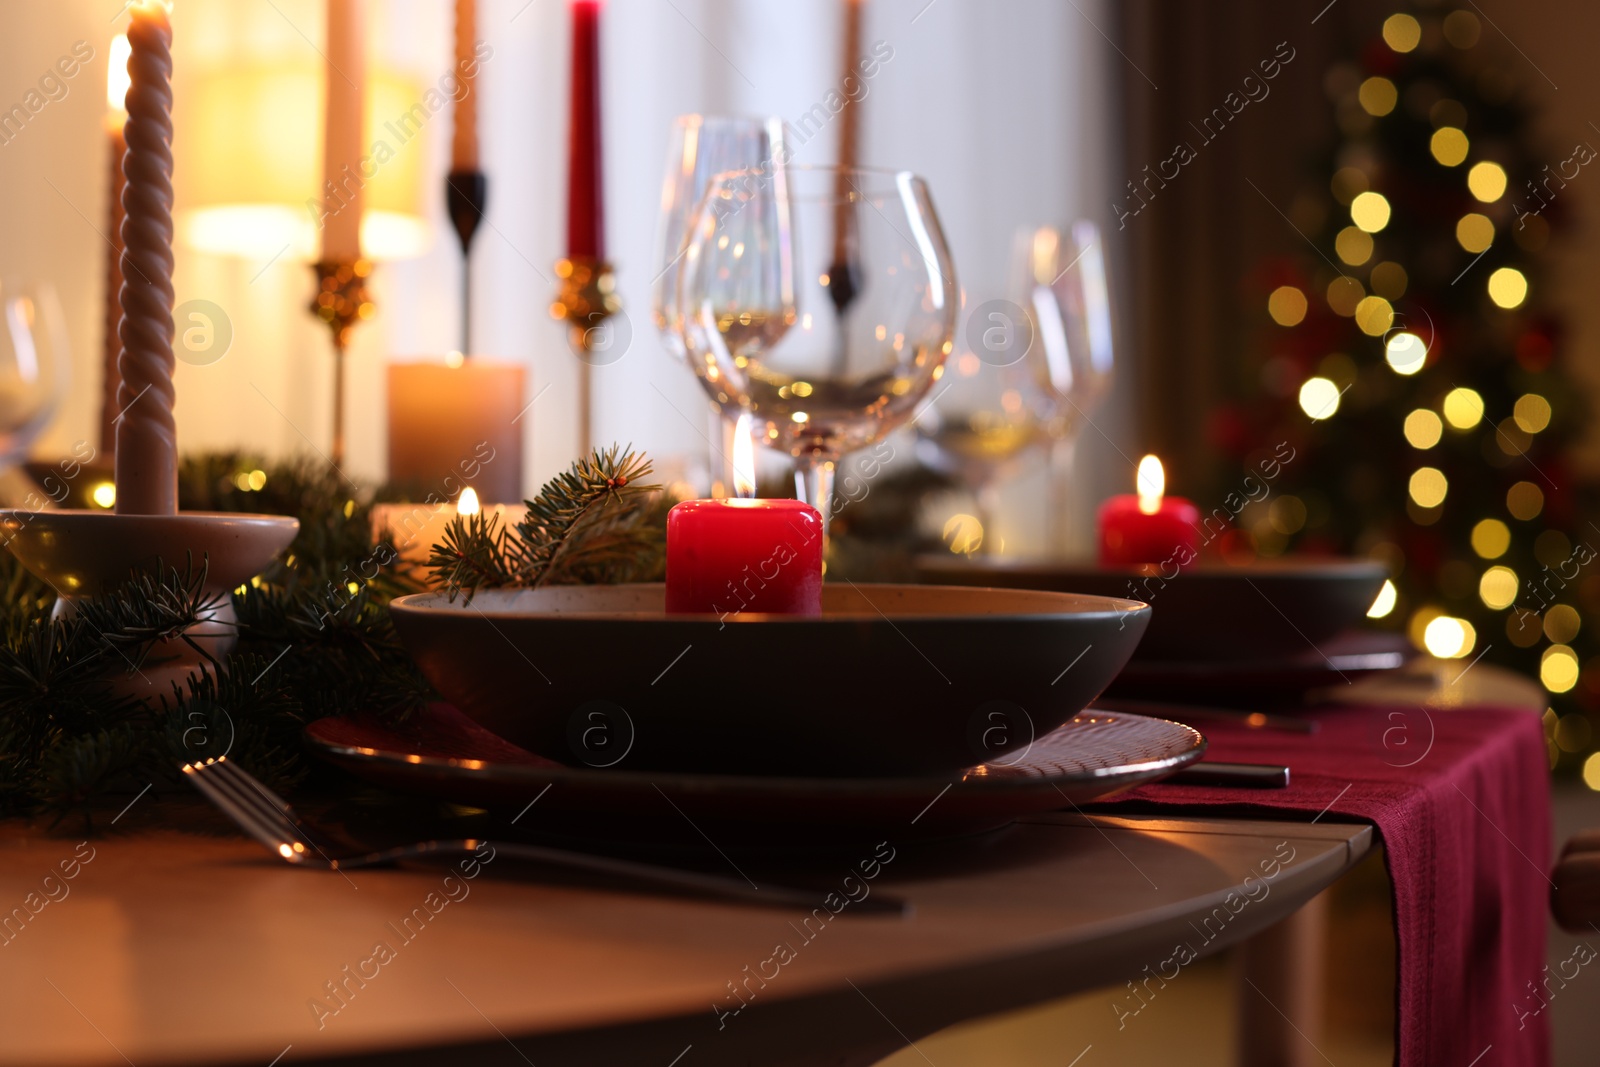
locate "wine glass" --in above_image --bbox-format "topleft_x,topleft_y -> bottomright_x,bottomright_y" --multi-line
913,289 -> 1053,551
0,280 -> 69,473
1016,222 -> 1116,553
1020,221 -> 1115,424
676,164 -> 958,537
652,115 -> 788,495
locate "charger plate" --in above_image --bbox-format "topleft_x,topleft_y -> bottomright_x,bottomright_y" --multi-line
305,704 -> 1205,843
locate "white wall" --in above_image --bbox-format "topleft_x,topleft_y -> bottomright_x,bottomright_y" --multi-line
3,0 -> 1114,550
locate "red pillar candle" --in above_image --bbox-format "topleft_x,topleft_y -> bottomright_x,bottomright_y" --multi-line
1097,455 -> 1201,567
666,500 -> 824,618
566,0 -> 604,258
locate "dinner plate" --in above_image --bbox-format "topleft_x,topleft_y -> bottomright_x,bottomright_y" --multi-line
915,557 -> 1388,663
388,583 -> 1150,778
1104,631 -> 1414,702
305,704 -> 1206,843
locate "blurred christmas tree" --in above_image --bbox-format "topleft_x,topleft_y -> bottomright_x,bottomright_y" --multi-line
1227,5 -> 1599,774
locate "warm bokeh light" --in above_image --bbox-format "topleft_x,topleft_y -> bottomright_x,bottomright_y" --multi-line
1359,76 -> 1398,116
1327,276 -> 1365,316
1488,267 -> 1528,309
1385,331 -> 1426,375
1409,467 -> 1448,508
1479,566 -> 1518,610
1135,455 -> 1165,513
1354,295 -> 1394,336
232,468 -> 268,492
1467,161 -> 1507,202
1331,166 -> 1369,204
1545,604 -> 1581,644
1507,480 -> 1544,520
1298,377 -> 1342,420
1513,393 -> 1552,433
1424,615 -> 1475,658
1542,645 -> 1580,693
1370,261 -> 1408,299
1556,714 -> 1592,753
943,513 -> 983,554
1408,605 -> 1443,649
1367,579 -> 1397,618
1443,9 -> 1482,48
1455,213 -> 1494,253
1336,226 -> 1374,265
1510,612 -> 1544,648
1383,13 -> 1422,52
1442,387 -> 1484,430
1430,127 -> 1470,167
1267,285 -> 1308,326
90,482 -> 116,509
1471,518 -> 1511,558
1350,191 -> 1392,233
1496,417 -> 1532,457
1403,408 -> 1443,448
1269,495 -> 1307,535
456,486 -> 480,516
1583,753 -> 1600,791
1536,529 -> 1572,566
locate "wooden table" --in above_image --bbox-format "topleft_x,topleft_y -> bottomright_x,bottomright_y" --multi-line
0,663 -> 1536,1067
0,806 -> 1366,1067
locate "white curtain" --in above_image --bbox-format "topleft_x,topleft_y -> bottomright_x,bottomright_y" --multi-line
10,0 -> 1115,549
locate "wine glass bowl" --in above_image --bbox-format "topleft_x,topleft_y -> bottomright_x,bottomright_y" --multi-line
677,164 -> 957,525
914,295 -> 1054,497
1015,221 -> 1118,557
1020,221 -> 1115,434
0,280 -> 69,471
652,116 -> 789,494
652,115 -> 789,358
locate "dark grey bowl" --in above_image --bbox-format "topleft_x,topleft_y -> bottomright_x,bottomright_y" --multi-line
916,557 -> 1389,663
389,583 -> 1150,777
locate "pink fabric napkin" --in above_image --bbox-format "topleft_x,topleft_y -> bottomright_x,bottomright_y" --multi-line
1093,704 -> 1551,1066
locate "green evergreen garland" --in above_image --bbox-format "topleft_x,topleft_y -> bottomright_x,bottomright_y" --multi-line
0,446 -> 663,824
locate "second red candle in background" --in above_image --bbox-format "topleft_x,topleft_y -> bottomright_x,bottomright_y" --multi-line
1097,455 -> 1200,568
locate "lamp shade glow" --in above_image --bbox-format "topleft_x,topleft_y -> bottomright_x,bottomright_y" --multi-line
176,62 -> 429,259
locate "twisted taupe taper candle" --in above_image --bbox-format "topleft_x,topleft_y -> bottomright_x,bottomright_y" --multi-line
116,0 -> 177,516
101,119 -> 126,459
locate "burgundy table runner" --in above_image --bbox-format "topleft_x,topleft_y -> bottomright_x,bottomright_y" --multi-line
1093,703 -> 1551,1066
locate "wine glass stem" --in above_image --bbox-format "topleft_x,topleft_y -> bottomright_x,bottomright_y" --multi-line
1048,435 -> 1077,556
794,451 -> 837,553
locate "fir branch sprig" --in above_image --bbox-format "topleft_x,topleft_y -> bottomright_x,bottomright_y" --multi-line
72,556 -> 226,673
427,445 -> 663,598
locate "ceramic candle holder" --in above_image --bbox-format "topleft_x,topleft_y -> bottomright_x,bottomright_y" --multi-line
0,510 -> 298,698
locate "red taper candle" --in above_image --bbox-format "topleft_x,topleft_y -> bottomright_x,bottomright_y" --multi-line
566,0 -> 604,258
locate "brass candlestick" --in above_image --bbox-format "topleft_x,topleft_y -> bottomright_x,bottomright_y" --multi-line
551,255 -> 620,455
309,258 -> 374,466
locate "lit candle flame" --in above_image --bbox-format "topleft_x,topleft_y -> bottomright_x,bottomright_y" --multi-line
107,34 -> 131,116
731,413 -> 757,499
457,486 -> 480,516
1135,455 -> 1164,515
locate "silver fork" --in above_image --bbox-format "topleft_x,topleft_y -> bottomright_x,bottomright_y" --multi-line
183,757 -> 907,915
